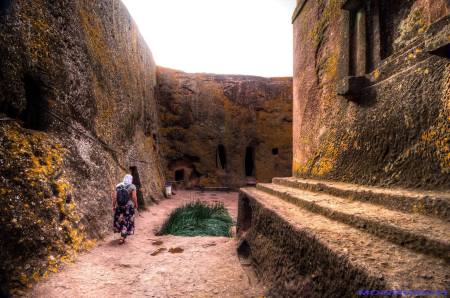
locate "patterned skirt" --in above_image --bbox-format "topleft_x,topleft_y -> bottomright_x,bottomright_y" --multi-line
113,203 -> 135,238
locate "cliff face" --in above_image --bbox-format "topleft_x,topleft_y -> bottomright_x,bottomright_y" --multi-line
0,0 -> 164,293
157,67 -> 293,189
292,0 -> 449,189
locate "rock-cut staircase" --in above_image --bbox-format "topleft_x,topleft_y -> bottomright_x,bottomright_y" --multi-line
237,177 -> 450,298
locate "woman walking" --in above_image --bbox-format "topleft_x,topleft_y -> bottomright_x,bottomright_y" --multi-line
112,174 -> 138,244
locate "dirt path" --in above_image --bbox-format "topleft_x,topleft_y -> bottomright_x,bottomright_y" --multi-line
29,191 -> 264,298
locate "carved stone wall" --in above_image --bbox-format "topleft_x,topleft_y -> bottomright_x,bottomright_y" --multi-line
0,0 -> 164,292
157,67 -> 293,189
292,0 -> 449,189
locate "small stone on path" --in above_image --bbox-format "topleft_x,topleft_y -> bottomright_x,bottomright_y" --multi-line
169,247 -> 184,254
150,247 -> 166,256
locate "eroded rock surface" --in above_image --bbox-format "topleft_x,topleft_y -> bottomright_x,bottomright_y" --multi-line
236,1 -> 450,296
292,0 -> 450,189
0,1 -> 164,293
157,67 -> 293,188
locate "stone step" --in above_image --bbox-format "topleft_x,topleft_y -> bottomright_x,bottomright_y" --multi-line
238,187 -> 449,297
257,183 -> 450,261
272,177 -> 450,221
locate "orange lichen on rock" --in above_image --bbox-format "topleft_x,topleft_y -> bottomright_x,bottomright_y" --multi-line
0,123 -> 94,291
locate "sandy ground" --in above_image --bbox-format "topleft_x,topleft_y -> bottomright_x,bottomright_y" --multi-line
29,191 -> 264,298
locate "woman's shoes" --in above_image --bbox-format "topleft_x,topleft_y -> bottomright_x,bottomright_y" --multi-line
118,238 -> 125,245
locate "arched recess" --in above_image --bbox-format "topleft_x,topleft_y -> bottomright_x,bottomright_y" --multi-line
130,166 -> 145,209
245,146 -> 255,177
216,144 -> 227,169
19,74 -> 50,131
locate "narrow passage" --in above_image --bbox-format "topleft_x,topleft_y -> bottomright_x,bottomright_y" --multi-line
30,191 -> 263,298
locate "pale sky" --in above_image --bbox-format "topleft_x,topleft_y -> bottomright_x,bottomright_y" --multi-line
122,0 -> 296,77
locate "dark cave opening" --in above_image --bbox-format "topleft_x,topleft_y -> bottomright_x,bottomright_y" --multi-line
0,0 -> 11,15
216,144 -> 227,169
245,146 -> 255,177
237,240 -> 251,260
175,169 -> 185,182
272,148 -> 279,155
169,157 -> 202,188
130,166 -> 145,209
19,74 -> 49,131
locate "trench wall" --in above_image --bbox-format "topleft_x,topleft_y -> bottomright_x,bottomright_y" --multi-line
157,67 -> 293,188
0,0 -> 164,293
292,0 -> 450,189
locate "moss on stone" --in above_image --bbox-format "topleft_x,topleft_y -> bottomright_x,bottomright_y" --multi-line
0,123 -> 95,292
309,0 -> 341,46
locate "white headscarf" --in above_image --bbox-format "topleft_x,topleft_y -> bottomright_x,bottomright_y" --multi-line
123,174 -> 133,186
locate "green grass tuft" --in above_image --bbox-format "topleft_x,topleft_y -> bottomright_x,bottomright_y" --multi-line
158,201 -> 234,237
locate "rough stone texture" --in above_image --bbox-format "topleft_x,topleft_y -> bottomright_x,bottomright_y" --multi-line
292,0 -> 450,190
157,67 -> 293,189
257,182 -> 450,261
0,0 -> 164,293
273,176 -> 450,220
235,1 -> 450,295
238,187 -> 449,297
